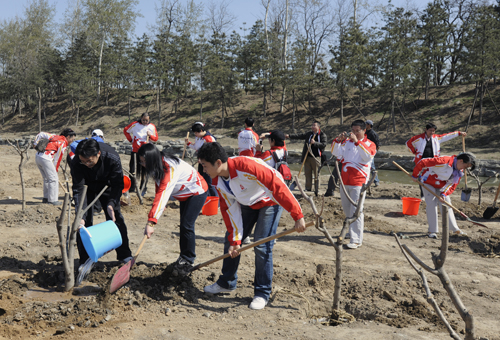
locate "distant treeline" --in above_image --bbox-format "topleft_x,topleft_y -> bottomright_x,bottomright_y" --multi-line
0,0 -> 498,130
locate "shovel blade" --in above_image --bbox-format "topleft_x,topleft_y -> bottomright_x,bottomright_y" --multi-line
461,190 -> 471,202
289,181 -> 297,191
109,258 -> 135,293
483,206 -> 499,220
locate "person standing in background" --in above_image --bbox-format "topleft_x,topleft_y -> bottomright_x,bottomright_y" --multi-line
365,120 -> 380,187
34,128 -> 76,205
123,113 -> 158,196
237,117 -> 259,157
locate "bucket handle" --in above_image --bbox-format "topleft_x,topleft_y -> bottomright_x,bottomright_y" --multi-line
203,197 -> 217,207
80,226 -> 92,239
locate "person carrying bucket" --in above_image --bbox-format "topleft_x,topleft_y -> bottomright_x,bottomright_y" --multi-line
123,113 -> 158,196
138,143 -> 208,272
71,139 -> 133,266
411,153 -> 476,238
331,120 -> 377,249
197,142 -> 306,310
185,122 -> 217,197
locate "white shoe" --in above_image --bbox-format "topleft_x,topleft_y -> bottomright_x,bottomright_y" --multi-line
428,233 -> 437,239
453,230 -> 467,236
249,296 -> 267,310
242,236 -> 251,244
204,282 -> 233,294
346,243 -> 361,249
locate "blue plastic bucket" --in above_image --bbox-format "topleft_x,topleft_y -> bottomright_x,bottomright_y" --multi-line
79,221 -> 123,262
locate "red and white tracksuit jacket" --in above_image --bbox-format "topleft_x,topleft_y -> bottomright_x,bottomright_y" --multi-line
331,136 -> 376,186
187,132 -> 216,151
412,155 -> 461,197
123,121 -> 159,152
148,157 -> 208,224
254,146 -> 287,167
406,131 -> 461,164
238,128 -> 259,156
33,132 -> 68,172
215,157 -> 303,246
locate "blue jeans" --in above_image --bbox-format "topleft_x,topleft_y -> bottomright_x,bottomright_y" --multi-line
178,190 -> 208,264
371,157 -> 379,184
216,204 -> 284,300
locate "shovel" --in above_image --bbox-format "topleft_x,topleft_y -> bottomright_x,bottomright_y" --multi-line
289,151 -> 308,191
460,136 -> 471,202
483,181 -> 500,219
393,161 -> 488,228
110,234 -> 148,293
189,221 -> 315,273
182,132 -> 190,160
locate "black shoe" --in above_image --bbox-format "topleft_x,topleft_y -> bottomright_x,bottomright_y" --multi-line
173,257 -> 193,274
324,192 -> 334,197
42,198 -> 48,203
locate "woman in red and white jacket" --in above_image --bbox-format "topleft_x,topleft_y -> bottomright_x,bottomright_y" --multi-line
185,122 -> 217,196
412,153 -> 476,238
138,143 -> 208,269
331,120 -> 376,249
237,117 -> 260,156
34,128 -> 76,205
123,113 -> 159,194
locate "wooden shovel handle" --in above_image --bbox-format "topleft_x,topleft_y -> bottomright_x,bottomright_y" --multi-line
134,234 -> 148,258
182,132 -> 189,160
297,133 -> 316,177
190,221 -> 315,272
392,161 -> 462,216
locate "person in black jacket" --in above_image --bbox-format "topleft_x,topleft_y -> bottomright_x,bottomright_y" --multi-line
71,138 -> 132,265
365,120 -> 380,186
286,121 -> 327,193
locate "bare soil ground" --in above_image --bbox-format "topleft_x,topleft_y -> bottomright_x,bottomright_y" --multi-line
1,138 -> 500,340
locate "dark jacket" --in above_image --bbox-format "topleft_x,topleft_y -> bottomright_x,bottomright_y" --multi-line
71,142 -> 124,220
366,129 -> 380,150
289,130 -> 327,163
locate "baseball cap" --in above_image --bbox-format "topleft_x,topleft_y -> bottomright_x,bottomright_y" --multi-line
365,120 -> 374,126
268,130 -> 286,142
92,129 -> 104,138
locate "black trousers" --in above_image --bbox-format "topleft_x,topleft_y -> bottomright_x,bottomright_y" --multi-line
76,189 -> 132,265
129,152 -> 148,191
326,162 -> 342,194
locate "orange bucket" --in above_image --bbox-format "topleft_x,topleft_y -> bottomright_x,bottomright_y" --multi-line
402,197 -> 421,215
122,175 -> 131,193
202,196 -> 219,216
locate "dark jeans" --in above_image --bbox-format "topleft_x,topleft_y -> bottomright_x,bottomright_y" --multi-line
178,190 -> 208,264
77,189 -> 132,265
198,163 -> 217,197
129,152 -> 148,191
216,204 -> 283,300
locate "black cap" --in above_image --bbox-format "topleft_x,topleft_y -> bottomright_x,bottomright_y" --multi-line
268,130 -> 285,142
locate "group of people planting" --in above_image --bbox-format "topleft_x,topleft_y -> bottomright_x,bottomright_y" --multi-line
31,115 -> 476,310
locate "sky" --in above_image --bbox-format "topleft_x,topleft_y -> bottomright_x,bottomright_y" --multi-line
0,0 -> 422,40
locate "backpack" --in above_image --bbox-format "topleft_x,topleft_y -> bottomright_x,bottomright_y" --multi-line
271,150 -> 292,185
34,136 -> 54,153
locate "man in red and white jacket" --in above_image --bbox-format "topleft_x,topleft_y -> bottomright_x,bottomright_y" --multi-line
406,123 -> 466,165
34,128 -> 76,205
123,113 -> 159,193
237,117 -> 259,156
197,142 -> 306,310
331,120 -> 376,249
412,153 -> 475,238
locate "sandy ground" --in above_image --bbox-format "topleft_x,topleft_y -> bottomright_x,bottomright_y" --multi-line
0,140 -> 499,340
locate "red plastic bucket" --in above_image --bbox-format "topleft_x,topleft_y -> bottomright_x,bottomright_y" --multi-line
202,196 -> 219,216
402,197 -> 421,215
122,175 -> 131,193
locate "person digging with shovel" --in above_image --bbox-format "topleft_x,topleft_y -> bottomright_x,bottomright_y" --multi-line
411,152 -> 476,239
197,142 -> 306,310
138,143 -> 208,273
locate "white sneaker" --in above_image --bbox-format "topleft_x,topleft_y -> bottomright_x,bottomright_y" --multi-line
204,282 -> 233,294
242,236 -> 251,244
453,230 -> 467,236
346,243 -> 361,249
428,233 -> 437,239
249,296 -> 267,310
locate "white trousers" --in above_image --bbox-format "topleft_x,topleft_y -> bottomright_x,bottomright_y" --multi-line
422,184 -> 459,233
340,185 -> 364,244
36,154 -> 59,202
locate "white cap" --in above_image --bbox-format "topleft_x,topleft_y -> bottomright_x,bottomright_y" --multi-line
92,129 -> 104,138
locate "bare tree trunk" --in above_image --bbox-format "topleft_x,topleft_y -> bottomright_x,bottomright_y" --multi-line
1,102 -> 4,124
97,38 -> 105,107
263,84 -> 267,117
200,92 -> 204,120
292,89 -> 296,131
391,85 -> 396,133
128,91 -> 131,123
38,87 -> 42,133
76,105 -> 79,127
7,140 -> 30,211
280,0 -> 289,114
157,86 -> 161,128
479,81 -> 484,125
340,97 -> 344,126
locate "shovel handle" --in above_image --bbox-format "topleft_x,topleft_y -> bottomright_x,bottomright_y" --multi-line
182,132 -> 190,160
189,221 -> 315,272
134,234 -> 148,258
